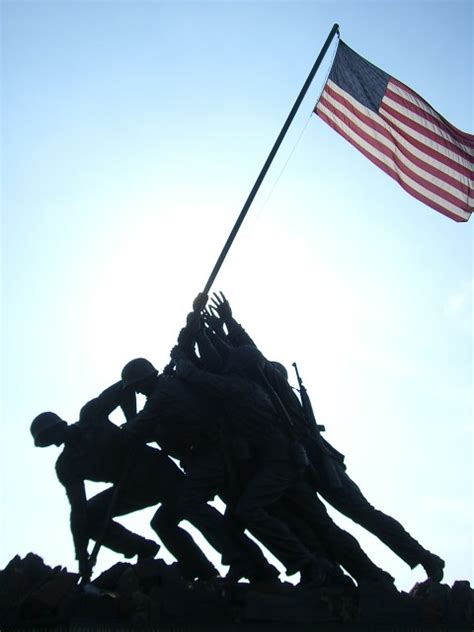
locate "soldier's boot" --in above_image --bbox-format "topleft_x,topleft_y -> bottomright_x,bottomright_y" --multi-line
183,562 -> 220,583
300,556 -> 354,589
226,556 -> 279,584
135,539 -> 160,563
419,552 -> 445,582
299,556 -> 346,588
357,569 -> 398,594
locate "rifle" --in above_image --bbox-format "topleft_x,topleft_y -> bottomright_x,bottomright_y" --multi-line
292,362 -> 344,489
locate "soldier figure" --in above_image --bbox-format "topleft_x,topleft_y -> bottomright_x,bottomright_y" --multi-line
206,292 -> 445,583
120,354 -> 281,585
174,343 -> 400,589
30,380 -> 218,583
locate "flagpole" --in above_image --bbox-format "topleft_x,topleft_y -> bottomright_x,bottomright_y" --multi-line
202,23 -> 340,296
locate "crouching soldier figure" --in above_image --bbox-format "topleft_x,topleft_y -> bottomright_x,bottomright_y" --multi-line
30,379 -> 218,583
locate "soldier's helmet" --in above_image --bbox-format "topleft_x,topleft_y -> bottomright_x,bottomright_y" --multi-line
121,358 -> 158,388
30,412 -> 64,446
225,345 -> 265,375
270,361 -> 288,380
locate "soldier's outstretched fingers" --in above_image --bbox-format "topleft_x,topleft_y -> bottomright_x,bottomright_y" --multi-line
210,292 -> 222,308
211,292 -> 232,320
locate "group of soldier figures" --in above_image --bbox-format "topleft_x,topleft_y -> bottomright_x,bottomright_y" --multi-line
31,292 -> 445,591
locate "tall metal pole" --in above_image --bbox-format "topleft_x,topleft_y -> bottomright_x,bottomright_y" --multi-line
202,23 -> 340,295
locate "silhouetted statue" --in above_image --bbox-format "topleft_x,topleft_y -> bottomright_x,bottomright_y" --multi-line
30,380 -> 218,583
206,292 -> 445,583
174,340 -> 400,589
120,354 -> 280,585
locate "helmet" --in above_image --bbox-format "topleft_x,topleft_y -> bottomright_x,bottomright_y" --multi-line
121,358 -> 157,388
225,345 -> 265,375
30,412 -> 63,446
270,361 -> 288,380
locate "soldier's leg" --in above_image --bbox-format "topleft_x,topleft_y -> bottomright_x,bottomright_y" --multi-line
286,479 -> 395,586
86,487 -> 157,559
150,503 -> 217,581
269,498 -> 348,585
271,500 -> 329,558
178,450 -> 279,581
133,452 -> 219,580
321,470 -> 444,578
234,459 -> 314,576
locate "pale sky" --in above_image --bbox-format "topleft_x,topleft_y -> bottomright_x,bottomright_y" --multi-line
1,0 -> 472,593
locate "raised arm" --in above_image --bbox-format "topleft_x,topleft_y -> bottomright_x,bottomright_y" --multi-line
210,292 -> 257,348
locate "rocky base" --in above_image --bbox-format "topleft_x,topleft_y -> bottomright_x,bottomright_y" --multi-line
1,553 -> 472,630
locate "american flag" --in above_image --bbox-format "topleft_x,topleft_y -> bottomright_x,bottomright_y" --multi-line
315,41 -> 473,222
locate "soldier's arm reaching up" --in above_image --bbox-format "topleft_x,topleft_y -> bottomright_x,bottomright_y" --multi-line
210,292 -> 257,348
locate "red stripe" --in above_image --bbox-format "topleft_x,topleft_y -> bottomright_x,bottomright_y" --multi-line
323,83 -> 472,180
321,90 -> 471,198
380,101 -> 474,165
320,85 -> 473,192
316,108 -> 470,222
318,95 -> 471,211
379,113 -> 473,182
390,77 -> 474,147
385,86 -> 474,152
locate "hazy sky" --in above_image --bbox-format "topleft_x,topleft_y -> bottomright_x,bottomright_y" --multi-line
1,0 -> 472,593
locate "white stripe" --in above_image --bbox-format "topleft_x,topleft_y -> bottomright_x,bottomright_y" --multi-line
321,90 -> 473,205
327,80 -> 473,180
380,106 -> 474,173
325,81 -> 474,195
387,82 -> 474,153
381,93 -> 474,159
317,100 -> 472,220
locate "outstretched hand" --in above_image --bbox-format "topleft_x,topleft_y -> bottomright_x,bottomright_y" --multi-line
210,291 -> 232,321
202,307 -> 225,334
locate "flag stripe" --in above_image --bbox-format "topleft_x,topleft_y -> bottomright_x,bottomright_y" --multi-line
380,99 -> 473,165
385,86 -> 474,154
322,81 -> 473,198
318,96 -> 472,213
317,104 -> 471,221
379,106 -> 473,174
318,93 -> 472,208
390,77 -> 474,147
325,81 -> 473,181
